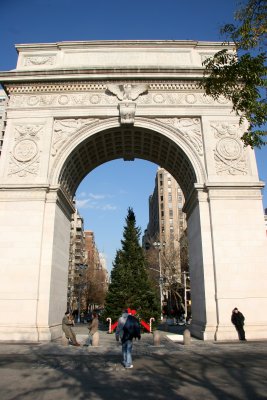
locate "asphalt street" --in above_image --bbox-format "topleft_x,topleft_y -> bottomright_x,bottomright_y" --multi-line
0,325 -> 266,400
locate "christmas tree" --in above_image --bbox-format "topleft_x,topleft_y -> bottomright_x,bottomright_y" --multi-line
104,208 -> 160,323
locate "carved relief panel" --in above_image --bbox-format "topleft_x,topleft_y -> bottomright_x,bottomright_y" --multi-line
211,122 -> 248,175
52,118 -> 99,156
8,124 -> 43,177
156,117 -> 203,156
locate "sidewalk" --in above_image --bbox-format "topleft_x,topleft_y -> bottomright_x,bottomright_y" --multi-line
0,324 -> 266,400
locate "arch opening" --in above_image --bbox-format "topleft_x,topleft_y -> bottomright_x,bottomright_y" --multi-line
58,127 -> 198,201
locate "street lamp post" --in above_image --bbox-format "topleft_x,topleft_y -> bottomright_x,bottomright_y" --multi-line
153,241 -> 165,320
77,284 -> 82,323
77,264 -> 87,323
183,271 -> 190,321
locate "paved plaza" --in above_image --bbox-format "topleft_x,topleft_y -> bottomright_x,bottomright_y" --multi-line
0,324 -> 266,400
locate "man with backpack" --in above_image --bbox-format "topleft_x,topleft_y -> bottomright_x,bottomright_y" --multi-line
115,308 -> 141,369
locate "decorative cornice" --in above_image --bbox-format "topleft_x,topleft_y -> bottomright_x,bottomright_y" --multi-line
15,40 -> 233,51
6,81 -> 200,94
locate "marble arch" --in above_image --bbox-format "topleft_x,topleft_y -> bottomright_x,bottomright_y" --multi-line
0,40 -> 266,342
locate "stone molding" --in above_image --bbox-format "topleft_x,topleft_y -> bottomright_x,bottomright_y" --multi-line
47,185 -> 75,219
0,185 -> 49,201
182,184 -> 207,218
204,182 -> 264,200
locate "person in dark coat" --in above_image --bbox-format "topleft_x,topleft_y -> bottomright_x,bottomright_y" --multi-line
115,309 -> 141,369
231,307 -> 246,341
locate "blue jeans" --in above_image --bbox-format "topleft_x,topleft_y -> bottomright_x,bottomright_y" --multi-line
122,339 -> 133,367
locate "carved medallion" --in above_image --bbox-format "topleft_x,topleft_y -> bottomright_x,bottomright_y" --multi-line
13,140 -> 38,162
211,122 -> 248,175
8,124 -> 43,177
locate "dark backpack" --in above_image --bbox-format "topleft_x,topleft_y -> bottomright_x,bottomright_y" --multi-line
123,315 -> 141,340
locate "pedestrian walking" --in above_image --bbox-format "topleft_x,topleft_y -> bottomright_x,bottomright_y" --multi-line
115,309 -> 141,369
62,311 -> 80,346
231,307 -> 246,341
87,312 -> 99,345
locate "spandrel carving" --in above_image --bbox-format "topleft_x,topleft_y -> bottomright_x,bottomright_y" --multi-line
156,117 -> 203,156
52,118 -> 98,156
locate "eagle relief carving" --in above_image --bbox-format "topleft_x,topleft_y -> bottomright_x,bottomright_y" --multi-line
107,84 -> 148,124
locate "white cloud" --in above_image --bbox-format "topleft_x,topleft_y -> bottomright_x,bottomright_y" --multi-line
89,193 -> 105,200
76,199 -> 90,208
76,195 -> 117,211
102,204 -> 117,211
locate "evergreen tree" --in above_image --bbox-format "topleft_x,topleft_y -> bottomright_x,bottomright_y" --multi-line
104,208 -> 160,323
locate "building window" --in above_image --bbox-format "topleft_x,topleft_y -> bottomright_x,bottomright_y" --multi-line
161,211 -> 164,217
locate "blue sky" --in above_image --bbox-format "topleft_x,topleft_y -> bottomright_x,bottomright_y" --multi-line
1,0 -> 266,271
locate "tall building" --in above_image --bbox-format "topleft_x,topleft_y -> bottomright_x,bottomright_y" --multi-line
144,167 -> 186,249
84,231 -> 108,309
84,230 -> 100,270
143,167 -> 187,315
67,209 -> 86,312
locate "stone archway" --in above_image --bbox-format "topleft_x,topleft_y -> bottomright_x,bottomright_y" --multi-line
0,40 -> 266,341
